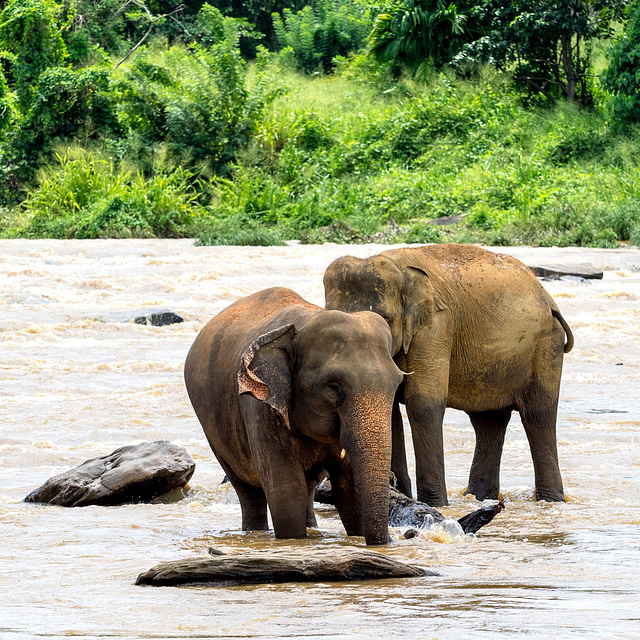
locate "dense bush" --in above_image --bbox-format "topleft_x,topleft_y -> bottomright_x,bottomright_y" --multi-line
272,0 -> 372,72
114,10 -> 268,175
20,149 -> 203,238
369,0 -> 475,75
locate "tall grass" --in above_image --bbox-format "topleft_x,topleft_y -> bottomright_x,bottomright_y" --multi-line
20,146 -> 204,238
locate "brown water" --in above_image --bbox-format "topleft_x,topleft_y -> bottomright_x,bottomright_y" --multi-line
1,239 -> 639,640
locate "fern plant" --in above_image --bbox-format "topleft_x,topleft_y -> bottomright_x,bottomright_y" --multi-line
272,0 -> 372,73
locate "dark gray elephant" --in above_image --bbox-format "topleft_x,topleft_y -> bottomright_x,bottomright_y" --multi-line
324,244 -> 573,506
184,287 -> 403,545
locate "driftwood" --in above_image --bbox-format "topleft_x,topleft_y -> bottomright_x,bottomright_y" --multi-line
315,481 -> 504,535
24,441 -> 195,507
136,547 -> 438,587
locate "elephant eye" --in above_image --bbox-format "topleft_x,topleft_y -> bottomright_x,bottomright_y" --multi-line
325,382 -> 346,406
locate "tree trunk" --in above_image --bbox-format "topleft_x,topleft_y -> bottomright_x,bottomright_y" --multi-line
561,34 -> 577,102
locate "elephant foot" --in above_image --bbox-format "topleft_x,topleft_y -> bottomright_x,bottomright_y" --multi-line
417,490 -> 448,508
535,489 -> 566,502
464,482 -> 500,502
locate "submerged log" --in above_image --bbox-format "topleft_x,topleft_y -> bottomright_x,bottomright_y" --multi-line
315,481 -> 504,535
136,547 -> 438,587
24,440 -> 195,507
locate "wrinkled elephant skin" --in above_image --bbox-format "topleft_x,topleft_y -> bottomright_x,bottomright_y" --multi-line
184,287 -> 403,545
324,244 -> 573,506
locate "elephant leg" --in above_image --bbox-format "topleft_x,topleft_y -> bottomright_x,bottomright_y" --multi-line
391,398 -> 412,497
403,346 -> 451,507
306,483 -> 318,528
220,462 -> 268,531
519,388 -> 565,502
406,396 -> 448,507
242,404 -> 310,538
327,462 -> 363,537
465,409 -> 511,501
257,461 -> 309,538
520,333 -> 566,502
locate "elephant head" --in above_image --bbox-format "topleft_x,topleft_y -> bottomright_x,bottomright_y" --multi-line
324,254 -> 444,356
237,309 -> 403,545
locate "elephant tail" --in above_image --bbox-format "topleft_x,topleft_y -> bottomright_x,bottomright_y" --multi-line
552,309 -> 574,354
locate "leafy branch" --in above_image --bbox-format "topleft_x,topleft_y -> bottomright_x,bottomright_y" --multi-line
114,0 -> 186,68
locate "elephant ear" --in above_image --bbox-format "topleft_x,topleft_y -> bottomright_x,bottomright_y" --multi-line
238,324 -> 296,430
401,266 -> 445,354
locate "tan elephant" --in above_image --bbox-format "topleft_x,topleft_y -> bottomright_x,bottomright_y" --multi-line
324,244 -> 573,506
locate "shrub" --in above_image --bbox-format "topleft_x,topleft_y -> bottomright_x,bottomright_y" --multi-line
402,221 -> 442,243
272,0 -> 372,73
0,0 -> 69,108
11,67 -> 119,166
195,218 -> 287,245
20,148 -> 202,238
115,11 -> 269,174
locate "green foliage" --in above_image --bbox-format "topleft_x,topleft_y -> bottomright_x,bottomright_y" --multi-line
369,0 -> 473,75
195,218 -> 286,245
367,0 -> 626,103
2,1 -> 640,247
603,0 -> 640,125
2,65 -> 119,189
272,0 -> 372,73
0,0 -> 120,192
0,0 -> 69,108
0,60 -> 17,132
456,0 -> 627,104
20,148 -> 203,238
115,10 -> 268,174
203,67 -> 640,247
402,220 -> 442,243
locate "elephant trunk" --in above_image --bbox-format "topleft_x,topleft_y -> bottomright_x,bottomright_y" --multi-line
341,393 -> 394,546
356,453 -> 391,546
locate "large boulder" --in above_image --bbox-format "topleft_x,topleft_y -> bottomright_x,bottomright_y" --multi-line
24,441 -> 195,507
136,547 -> 437,587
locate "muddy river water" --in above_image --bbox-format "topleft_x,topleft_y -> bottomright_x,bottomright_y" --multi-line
1,240 -> 639,640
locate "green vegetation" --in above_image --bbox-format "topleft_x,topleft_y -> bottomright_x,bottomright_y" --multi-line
1,0 -> 640,247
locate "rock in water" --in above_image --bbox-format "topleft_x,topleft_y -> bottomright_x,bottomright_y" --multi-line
388,487 -> 504,535
526,263 -> 603,280
24,441 -> 195,507
315,481 -> 503,535
388,486 -> 445,528
136,547 -> 438,587
132,310 -> 184,326
456,500 -> 505,534
97,309 -> 184,326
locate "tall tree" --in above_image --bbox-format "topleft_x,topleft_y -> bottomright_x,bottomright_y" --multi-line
458,0 -> 628,103
368,0 -> 627,103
